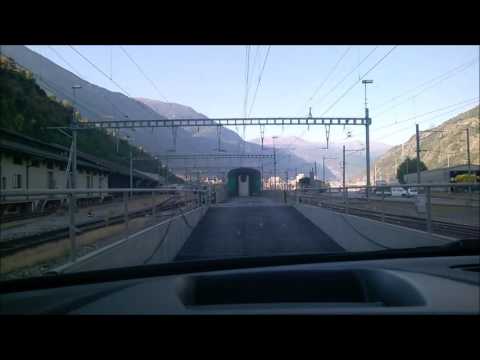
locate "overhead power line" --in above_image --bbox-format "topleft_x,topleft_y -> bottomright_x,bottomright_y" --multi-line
375,56 -> 479,111
307,46 -> 352,104
374,97 -> 479,133
315,46 -> 379,108
320,46 -> 398,116
375,58 -> 478,117
48,46 -> 83,80
48,46 -> 131,120
37,76 -> 112,122
375,98 -> 479,139
119,46 -> 169,102
243,45 -> 251,118
68,45 -> 156,119
69,45 -> 132,97
248,45 -> 272,117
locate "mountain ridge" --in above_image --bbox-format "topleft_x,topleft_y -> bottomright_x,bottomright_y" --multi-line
374,105 -> 480,182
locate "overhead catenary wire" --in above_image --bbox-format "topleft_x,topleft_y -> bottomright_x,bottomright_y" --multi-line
314,46 -> 379,108
374,98 -> 479,140
119,46 -> 169,103
320,46 -> 398,116
374,96 -> 479,132
284,47 -> 396,160
69,45 -> 132,97
307,46 -> 352,105
68,45 -> 157,119
375,58 -> 478,117
375,56 -> 479,112
48,46 -> 131,121
247,45 -> 271,117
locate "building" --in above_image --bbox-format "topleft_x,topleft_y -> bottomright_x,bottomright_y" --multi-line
0,128 -> 160,215
404,164 -> 480,190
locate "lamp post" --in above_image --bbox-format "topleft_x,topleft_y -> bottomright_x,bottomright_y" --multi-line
71,85 -> 82,191
272,136 -> 278,190
322,156 -> 337,184
362,79 -> 373,197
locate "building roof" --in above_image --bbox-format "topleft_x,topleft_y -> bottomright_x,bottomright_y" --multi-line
0,132 -> 108,172
0,128 -> 158,182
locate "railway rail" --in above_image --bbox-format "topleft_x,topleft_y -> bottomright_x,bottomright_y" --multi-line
0,196 -> 197,256
296,195 -> 479,239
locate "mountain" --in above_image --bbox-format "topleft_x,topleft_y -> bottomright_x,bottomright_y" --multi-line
0,46 -> 318,180
0,54 -> 177,178
136,98 -> 323,179
374,106 -> 480,182
250,136 -> 391,183
135,97 -> 242,144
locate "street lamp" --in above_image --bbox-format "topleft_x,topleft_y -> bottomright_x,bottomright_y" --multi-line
362,79 -> 373,197
71,85 -> 82,191
272,136 -> 278,190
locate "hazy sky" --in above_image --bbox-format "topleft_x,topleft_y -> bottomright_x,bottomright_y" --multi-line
28,45 -> 479,147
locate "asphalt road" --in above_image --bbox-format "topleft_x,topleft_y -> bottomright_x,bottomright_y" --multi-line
175,197 -> 344,261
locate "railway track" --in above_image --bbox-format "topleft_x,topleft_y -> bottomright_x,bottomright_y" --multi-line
298,196 -> 479,239
0,197 -> 197,256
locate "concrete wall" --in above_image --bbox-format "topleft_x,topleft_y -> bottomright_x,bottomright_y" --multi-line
60,206 -> 208,273
214,184 -> 228,203
294,203 -> 455,252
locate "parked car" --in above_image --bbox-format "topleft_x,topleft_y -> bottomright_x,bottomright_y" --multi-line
375,188 -> 391,196
391,187 -> 407,197
407,187 -> 418,197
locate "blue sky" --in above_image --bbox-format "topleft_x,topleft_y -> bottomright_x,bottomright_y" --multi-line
27,45 -> 479,147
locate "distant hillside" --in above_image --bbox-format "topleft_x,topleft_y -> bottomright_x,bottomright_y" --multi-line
0,54 -> 177,178
136,98 -> 317,178
250,136 -> 391,182
1,46 -> 314,179
374,106 -> 480,182
136,97 -> 242,144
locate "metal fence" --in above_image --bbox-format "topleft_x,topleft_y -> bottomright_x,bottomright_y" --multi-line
286,183 -> 479,239
0,187 -> 210,278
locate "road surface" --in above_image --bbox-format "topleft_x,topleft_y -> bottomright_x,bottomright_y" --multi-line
175,196 -> 344,261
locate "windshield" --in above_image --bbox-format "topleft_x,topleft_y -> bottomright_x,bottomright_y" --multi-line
0,45 -> 479,282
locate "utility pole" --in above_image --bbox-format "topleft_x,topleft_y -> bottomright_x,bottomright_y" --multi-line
362,79 -> 373,197
272,136 -> 278,190
261,160 -> 264,190
295,167 -> 298,190
466,128 -> 471,176
416,123 -> 421,183
314,161 -> 317,180
342,145 -> 346,191
343,146 -> 364,190
129,148 -> 133,199
322,156 -> 337,184
71,85 -> 81,192
323,157 -> 326,183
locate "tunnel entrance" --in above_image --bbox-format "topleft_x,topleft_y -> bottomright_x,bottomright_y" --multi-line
227,168 -> 261,197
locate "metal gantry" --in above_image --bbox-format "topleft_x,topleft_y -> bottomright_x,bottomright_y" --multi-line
154,153 -> 273,160
52,114 -> 373,191
69,116 -> 369,129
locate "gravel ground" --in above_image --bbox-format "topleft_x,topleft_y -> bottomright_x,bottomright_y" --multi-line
0,207 -> 185,281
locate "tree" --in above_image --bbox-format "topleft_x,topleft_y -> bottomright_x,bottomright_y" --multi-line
396,157 -> 427,184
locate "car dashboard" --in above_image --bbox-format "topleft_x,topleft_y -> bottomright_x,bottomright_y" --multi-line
0,255 -> 479,314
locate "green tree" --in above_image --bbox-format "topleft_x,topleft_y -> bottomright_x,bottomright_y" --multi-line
396,157 -> 427,184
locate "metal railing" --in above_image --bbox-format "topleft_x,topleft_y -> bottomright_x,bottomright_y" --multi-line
0,187 -> 210,274
286,183 -> 479,239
